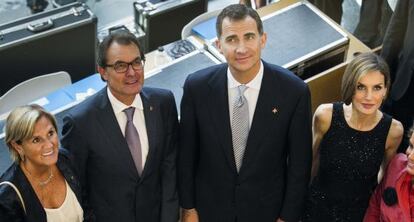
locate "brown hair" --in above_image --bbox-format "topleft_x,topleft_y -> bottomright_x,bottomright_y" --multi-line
341,52 -> 390,105
216,4 -> 264,38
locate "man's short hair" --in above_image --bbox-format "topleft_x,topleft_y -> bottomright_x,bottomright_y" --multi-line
216,4 -> 264,38
97,30 -> 145,68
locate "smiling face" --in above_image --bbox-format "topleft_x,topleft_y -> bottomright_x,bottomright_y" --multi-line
405,133 -> 414,176
216,16 -> 266,83
98,42 -> 144,105
351,70 -> 387,116
13,116 -> 59,170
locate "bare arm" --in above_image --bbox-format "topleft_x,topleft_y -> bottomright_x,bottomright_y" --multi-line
378,119 -> 403,181
310,104 -> 333,180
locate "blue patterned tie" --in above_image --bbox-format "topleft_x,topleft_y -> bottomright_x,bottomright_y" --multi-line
124,107 -> 143,175
231,85 -> 249,172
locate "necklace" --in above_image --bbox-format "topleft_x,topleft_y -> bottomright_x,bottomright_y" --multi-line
22,164 -> 54,187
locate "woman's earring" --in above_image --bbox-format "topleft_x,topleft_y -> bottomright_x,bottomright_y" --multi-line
20,153 -> 25,162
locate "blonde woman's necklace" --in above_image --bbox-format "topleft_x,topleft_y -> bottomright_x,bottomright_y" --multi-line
22,164 -> 54,187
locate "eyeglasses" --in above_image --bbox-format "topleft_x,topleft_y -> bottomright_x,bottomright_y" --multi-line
105,57 -> 145,73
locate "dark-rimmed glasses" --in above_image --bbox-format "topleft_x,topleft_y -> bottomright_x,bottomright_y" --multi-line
105,57 -> 145,73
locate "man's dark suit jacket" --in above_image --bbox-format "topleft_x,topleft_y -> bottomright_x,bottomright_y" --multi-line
61,87 -> 179,222
178,61 -> 312,222
381,0 -> 414,101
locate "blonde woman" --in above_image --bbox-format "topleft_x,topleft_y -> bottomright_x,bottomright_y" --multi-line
0,105 -> 93,221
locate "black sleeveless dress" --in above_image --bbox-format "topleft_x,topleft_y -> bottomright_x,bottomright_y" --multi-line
303,102 -> 392,222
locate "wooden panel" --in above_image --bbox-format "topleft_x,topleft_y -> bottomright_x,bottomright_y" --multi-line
305,62 -> 348,113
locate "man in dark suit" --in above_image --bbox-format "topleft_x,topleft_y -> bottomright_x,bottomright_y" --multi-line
61,31 -> 179,222
381,0 -> 414,153
178,4 -> 312,222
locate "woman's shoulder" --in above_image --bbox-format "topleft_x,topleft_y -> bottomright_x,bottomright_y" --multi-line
0,164 -> 23,209
314,103 -> 334,133
385,118 -> 404,152
388,118 -> 404,139
0,163 -> 20,184
56,148 -> 78,182
386,153 -> 407,176
58,148 -> 75,164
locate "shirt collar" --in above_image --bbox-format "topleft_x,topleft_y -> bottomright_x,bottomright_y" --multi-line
107,87 -> 143,115
227,61 -> 263,90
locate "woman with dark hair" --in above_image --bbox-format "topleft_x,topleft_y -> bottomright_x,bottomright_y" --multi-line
0,104 -> 93,221
303,52 -> 403,221
364,124 -> 414,221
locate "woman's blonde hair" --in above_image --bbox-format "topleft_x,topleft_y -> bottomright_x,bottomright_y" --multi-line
5,104 -> 57,163
341,52 -> 390,105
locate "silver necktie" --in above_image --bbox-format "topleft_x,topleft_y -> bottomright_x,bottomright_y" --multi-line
231,85 -> 249,172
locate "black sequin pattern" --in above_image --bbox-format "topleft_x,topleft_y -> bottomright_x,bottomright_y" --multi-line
303,102 -> 392,222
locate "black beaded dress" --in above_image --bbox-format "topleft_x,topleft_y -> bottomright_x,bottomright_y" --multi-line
303,102 -> 392,222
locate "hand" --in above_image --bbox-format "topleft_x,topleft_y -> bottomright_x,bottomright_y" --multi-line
181,208 -> 199,222
276,218 -> 285,222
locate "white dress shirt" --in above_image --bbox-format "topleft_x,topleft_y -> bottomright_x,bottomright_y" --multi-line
228,61 -> 264,128
107,88 -> 149,169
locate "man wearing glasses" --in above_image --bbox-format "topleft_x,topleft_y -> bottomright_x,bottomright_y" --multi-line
61,30 -> 179,222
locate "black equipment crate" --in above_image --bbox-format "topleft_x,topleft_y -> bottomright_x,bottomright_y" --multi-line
0,2 -> 97,96
134,0 -> 207,53
97,16 -> 146,51
208,2 -> 349,80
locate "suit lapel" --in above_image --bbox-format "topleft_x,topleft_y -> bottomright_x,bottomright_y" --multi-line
15,165 -> 45,221
96,89 -> 139,178
139,89 -> 158,180
239,63 -> 283,174
208,66 -> 238,174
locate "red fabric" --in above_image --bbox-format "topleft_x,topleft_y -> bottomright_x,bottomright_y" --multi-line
409,182 -> 414,219
397,173 -> 413,220
364,154 -> 413,222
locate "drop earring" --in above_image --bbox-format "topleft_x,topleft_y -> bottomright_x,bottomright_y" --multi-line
20,153 -> 25,162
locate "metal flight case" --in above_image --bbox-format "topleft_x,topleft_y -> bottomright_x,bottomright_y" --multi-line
134,0 -> 207,53
0,2 -> 97,96
144,37 -> 220,113
97,15 -> 146,52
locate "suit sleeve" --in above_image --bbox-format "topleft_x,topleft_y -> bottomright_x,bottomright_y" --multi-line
178,76 -> 199,209
381,0 -> 408,80
280,85 -> 313,221
160,92 -> 180,222
61,114 -> 91,216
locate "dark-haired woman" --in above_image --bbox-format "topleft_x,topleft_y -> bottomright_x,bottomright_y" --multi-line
303,52 -> 403,221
